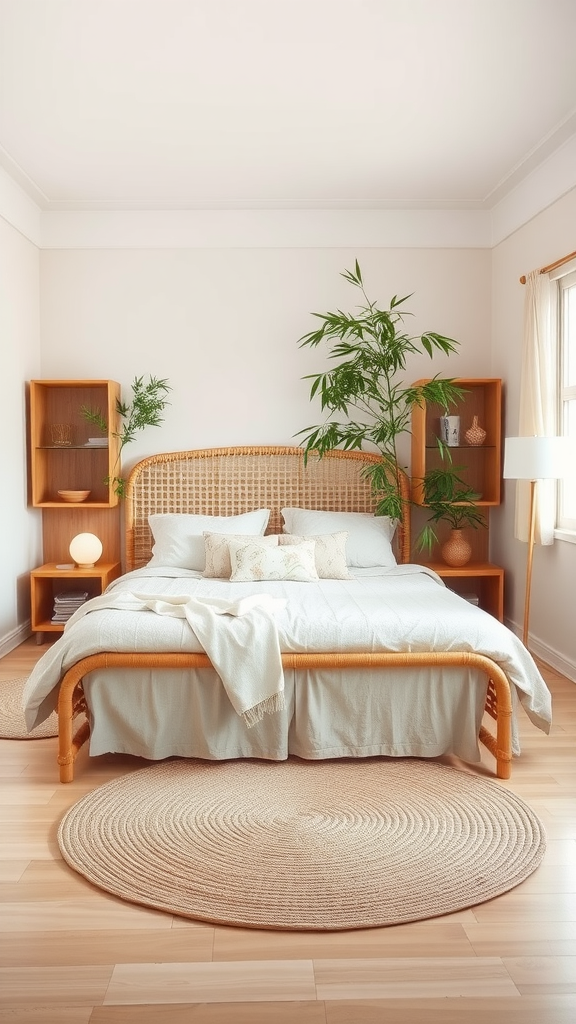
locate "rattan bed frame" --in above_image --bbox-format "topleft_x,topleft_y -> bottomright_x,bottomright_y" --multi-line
56,446 -> 512,782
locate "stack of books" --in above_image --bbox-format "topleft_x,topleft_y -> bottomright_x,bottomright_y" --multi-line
51,590 -> 89,624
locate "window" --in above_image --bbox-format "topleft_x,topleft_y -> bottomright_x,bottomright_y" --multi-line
557,269 -> 576,532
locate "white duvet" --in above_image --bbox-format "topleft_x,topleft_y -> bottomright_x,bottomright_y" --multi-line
23,564 -> 552,762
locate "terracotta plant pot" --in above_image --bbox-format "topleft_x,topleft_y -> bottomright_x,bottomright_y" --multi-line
441,528 -> 472,567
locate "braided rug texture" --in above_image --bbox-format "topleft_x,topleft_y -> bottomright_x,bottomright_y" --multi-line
58,757 -> 546,931
0,676 -> 58,739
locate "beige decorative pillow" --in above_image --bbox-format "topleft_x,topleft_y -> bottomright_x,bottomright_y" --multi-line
280,508 -> 397,568
228,539 -> 319,583
278,531 -> 353,580
203,532 -> 278,578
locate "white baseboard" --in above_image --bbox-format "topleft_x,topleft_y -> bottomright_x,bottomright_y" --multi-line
504,616 -> 576,683
0,621 -> 32,660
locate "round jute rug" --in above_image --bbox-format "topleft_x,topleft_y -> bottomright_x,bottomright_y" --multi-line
0,676 -> 58,739
58,757 -> 546,931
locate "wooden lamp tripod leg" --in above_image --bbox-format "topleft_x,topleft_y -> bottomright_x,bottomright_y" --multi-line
523,479 -> 537,647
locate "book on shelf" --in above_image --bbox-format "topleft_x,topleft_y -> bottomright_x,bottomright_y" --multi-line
51,590 -> 89,623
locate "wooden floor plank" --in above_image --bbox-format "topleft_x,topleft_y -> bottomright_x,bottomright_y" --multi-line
324,994 -> 576,1024
0,964 -> 113,1005
89,1002 -> 328,1024
103,960 -> 317,1004
313,957 -> 520,1000
0,928 -> 214,967
0,1009 -> 93,1024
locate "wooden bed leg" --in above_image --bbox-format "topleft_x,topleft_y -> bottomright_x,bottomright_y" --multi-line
58,720 -> 91,783
58,754 -> 75,784
57,659 -> 97,783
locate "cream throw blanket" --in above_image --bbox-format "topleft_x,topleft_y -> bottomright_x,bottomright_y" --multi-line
35,591 -> 287,728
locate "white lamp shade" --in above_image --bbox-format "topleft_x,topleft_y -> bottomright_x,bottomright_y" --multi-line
69,532 -> 103,568
503,436 -> 569,481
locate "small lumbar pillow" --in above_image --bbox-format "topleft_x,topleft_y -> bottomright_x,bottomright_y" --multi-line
203,532 -> 278,578
278,531 -> 353,580
228,539 -> 319,582
280,508 -> 397,568
148,509 -> 271,571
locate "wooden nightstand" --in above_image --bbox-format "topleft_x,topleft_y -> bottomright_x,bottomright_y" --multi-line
424,562 -> 504,621
30,562 -> 122,642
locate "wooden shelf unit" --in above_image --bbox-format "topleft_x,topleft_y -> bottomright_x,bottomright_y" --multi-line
29,379 -> 121,566
30,562 -> 122,639
411,378 -> 503,617
425,562 -> 504,622
29,380 -> 121,508
28,380 -> 123,637
411,378 -> 502,507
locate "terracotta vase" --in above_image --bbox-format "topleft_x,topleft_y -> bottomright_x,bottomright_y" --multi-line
441,528 -> 472,567
465,415 -> 487,446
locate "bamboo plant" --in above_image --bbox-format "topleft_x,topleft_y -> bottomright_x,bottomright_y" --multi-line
296,261 -> 477,549
82,374 -> 171,497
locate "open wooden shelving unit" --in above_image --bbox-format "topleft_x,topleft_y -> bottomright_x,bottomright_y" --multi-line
28,379 -> 122,638
411,378 -> 504,619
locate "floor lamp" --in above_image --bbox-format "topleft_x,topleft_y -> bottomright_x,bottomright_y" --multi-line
503,436 -> 566,647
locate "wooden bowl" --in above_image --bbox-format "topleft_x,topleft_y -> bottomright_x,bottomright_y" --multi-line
57,489 -> 91,503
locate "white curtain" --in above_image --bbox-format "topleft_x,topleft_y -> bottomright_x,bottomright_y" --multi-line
515,270 -> 557,544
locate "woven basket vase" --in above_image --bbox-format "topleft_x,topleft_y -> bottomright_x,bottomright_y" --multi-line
465,416 -> 487,446
441,529 -> 472,567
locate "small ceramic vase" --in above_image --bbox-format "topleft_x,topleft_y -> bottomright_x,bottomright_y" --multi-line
465,415 -> 487,446
441,529 -> 472,567
439,415 -> 460,446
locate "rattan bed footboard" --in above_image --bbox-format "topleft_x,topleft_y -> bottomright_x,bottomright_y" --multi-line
56,650 -> 512,783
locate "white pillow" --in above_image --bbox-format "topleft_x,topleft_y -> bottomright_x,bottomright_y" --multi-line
228,539 -> 319,583
203,532 -> 278,578
148,509 -> 270,570
278,531 -> 353,580
280,509 -> 397,568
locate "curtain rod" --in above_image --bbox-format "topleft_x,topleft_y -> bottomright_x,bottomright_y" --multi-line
519,249 -> 576,284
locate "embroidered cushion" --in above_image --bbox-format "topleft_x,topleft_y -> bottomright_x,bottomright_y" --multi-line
278,531 -> 352,579
228,539 -> 319,583
203,532 -> 278,578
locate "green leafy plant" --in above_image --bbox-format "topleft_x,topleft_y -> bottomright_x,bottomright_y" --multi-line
416,465 -> 486,556
82,375 -> 171,497
296,261 -> 468,538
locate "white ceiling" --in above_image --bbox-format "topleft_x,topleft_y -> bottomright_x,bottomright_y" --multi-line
1,0 -> 576,212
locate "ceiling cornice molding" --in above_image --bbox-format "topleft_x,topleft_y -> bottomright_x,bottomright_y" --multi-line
485,108 -> 576,206
0,167 -> 42,246
39,207 -> 492,249
490,132 -> 576,245
2,135 -> 575,251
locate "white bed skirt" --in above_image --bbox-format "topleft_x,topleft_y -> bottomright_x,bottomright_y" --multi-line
84,665 -> 494,765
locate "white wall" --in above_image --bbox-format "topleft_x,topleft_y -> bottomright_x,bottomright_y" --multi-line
491,186 -> 576,679
0,216 -> 41,651
39,246 -> 491,482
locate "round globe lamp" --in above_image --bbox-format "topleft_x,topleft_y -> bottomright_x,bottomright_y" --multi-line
69,533 -> 103,569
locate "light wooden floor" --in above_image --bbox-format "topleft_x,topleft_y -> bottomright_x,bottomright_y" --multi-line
0,638 -> 575,1024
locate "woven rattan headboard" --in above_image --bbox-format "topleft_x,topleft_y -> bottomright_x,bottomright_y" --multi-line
124,446 -> 411,571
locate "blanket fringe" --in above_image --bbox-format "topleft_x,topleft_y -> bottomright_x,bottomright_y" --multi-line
242,691 -> 286,728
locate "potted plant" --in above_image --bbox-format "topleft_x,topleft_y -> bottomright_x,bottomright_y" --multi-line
295,261 -> 467,541
81,375 -> 171,497
417,465 -> 487,565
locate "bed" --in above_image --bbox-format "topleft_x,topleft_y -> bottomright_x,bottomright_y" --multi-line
22,446 -> 552,783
